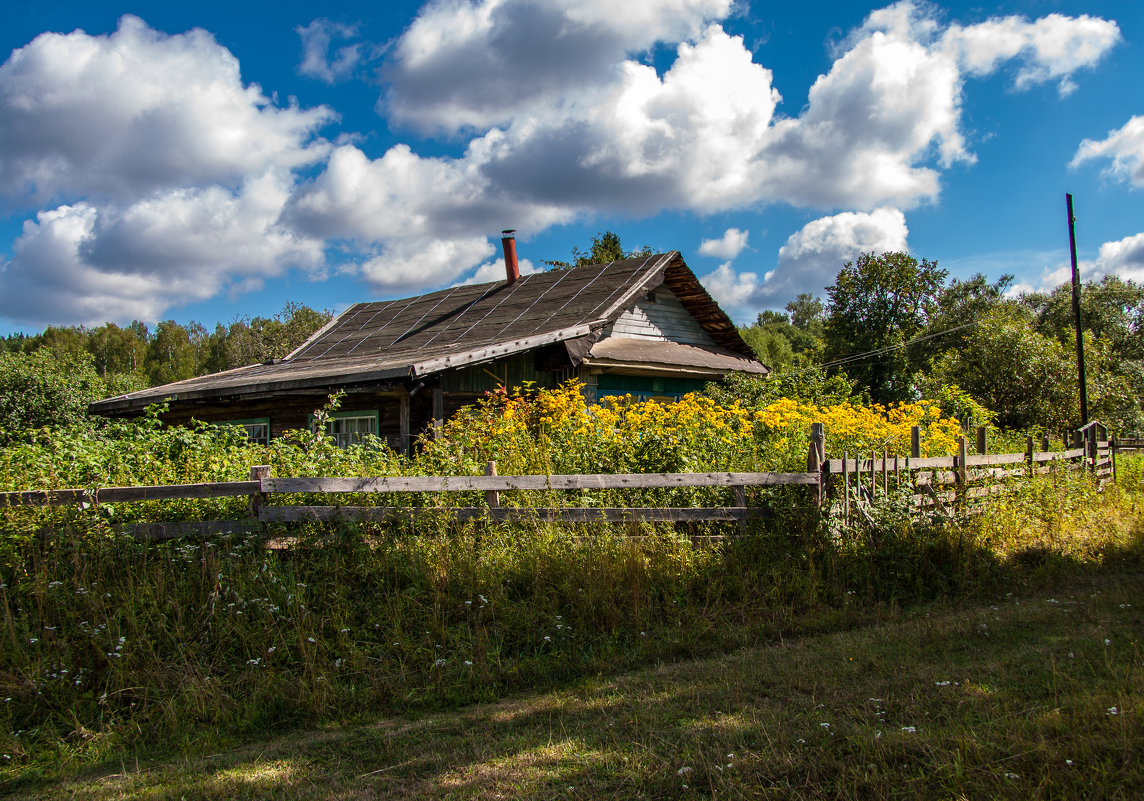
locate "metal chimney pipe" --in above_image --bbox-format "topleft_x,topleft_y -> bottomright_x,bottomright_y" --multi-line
501,229 -> 519,283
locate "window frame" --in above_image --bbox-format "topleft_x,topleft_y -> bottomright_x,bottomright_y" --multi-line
310,409 -> 380,449
220,417 -> 271,446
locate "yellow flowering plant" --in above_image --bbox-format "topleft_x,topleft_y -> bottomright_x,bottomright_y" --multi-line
423,380 -> 964,478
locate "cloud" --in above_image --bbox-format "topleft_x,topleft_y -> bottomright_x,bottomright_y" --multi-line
358,236 -> 496,292
322,1 -> 1120,247
698,228 -> 749,260
1093,232 -> 1144,284
0,15 -> 333,207
1072,115 -> 1144,188
0,172 -> 324,327
464,256 -> 541,284
0,4 -> 1124,327
944,12 -> 1120,96
383,0 -> 733,132
1007,232 -> 1144,296
700,207 -> 909,318
296,18 -> 379,84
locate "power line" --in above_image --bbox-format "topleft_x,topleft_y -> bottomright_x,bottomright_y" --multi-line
813,321 -> 979,372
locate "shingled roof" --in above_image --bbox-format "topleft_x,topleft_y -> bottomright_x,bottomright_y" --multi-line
91,252 -> 762,414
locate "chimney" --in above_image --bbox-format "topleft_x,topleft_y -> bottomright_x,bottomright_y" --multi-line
501,229 -> 519,283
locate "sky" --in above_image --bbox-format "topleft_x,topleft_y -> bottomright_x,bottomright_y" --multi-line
0,0 -> 1141,335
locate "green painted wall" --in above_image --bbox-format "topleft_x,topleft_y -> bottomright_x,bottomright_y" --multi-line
596,374 -> 709,400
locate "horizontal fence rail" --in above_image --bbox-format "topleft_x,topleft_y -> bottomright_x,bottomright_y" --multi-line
0,422 -> 1126,540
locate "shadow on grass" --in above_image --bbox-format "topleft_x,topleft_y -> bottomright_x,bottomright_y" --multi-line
21,569 -> 1143,801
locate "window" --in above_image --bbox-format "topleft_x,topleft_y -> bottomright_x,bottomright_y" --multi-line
316,410 -> 379,448
221,418 -> 270,446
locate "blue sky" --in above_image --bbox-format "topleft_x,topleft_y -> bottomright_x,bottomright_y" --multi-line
0,0 -> 1141,335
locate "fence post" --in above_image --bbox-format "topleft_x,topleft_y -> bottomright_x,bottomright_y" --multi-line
1025,436 -> 1034,478
911,426 -> 921,459
1041,434 -> 1050,453
809,423 -> 825,507
956,436 -> 968,508
976,426 -> 987,455
1110,434 -> 1118,482
249,465 -> 270,521
484,461 -> 500,510
842,451 -> 849,525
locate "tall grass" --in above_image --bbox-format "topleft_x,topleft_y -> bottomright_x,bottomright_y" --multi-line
1,457 -> 1140,780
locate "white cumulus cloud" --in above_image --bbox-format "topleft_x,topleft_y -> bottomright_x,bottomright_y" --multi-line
383,0 -> 733,132
0,171 -> 324,327
701,208 -> 909,318
1093,232 -> 1144,284
1072,115 -> 1144,188
0,15 -> 333,205
296,18 -> 378,84
699,228 -> 749,260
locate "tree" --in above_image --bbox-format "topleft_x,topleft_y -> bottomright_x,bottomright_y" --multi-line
145,321 -> 199,386
544,231 -> 653,269
785,293 -> 825,338
932,307 -> 1078,431
823,252 -> 947,403
87,322 -> 148,377
0,349 -> 106,443
736,309 -> 822,368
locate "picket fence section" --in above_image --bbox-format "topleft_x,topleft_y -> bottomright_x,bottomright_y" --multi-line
0,423 -> 1125,540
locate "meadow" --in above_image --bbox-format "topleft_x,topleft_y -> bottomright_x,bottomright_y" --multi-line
0,385 -> 1140,798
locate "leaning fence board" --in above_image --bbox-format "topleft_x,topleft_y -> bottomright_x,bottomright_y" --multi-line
1,481 -> 261,507
260,505 -> 766,524
913,471 -> 958,486
265,472 -> 817,494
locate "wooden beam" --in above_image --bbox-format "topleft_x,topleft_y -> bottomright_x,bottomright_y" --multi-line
432,386 -> 444,435
1,481 -> 261,507
264,471 -> 819,495
399,393 -> 410,455
260,505 -> 770,524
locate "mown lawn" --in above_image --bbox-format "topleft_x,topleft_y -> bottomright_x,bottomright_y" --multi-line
11,569 -> 1140,800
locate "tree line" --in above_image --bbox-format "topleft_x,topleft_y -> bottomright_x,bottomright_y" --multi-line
0,303 -> 331,443
737,252 -> 1144,434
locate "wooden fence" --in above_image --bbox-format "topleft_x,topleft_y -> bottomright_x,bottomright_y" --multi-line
0,423 -> 1125,540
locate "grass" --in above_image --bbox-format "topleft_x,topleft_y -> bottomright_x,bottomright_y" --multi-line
1,456 -> 1142,798
8,569 -> 1141,800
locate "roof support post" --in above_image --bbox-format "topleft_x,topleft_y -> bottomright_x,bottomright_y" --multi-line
399,393 -> 410,455
432,386 -> 444,437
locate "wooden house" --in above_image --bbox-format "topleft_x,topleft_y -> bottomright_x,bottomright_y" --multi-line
89,240 -> 768,451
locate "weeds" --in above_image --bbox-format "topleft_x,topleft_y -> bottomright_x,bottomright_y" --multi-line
0,457 -> 1140,782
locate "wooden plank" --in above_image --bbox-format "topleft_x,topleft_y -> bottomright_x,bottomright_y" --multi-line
1032,449 -> 1085,463
825,456 -> 953,472
965,453 -> 1028,467
913,471 -> 958,486
264,471 -> 818,494
117,519 -> 262,540
1,480 -> 261,507
966,467 -> 1026,482
260,505 -> 767,523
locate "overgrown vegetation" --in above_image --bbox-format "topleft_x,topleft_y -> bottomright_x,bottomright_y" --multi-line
2,449 -> 1140,792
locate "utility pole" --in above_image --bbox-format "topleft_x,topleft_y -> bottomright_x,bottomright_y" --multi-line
1066,193 -> 1088,427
